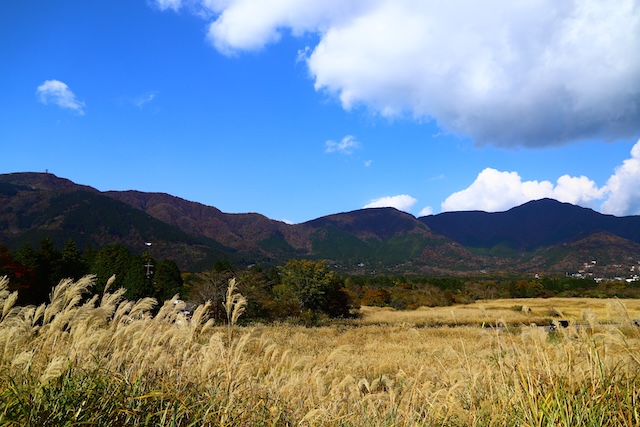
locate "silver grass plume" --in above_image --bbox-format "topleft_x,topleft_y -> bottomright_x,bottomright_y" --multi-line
223,278 -> 246,327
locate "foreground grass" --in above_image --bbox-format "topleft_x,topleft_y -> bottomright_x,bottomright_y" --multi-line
0,276 -> 639,426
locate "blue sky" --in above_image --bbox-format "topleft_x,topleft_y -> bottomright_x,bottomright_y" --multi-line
1,0 -> 639,223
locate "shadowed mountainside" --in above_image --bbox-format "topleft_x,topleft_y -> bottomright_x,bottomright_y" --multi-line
419,198 -> 640,251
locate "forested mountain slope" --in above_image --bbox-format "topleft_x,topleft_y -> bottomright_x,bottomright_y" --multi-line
3,172 -> 640,275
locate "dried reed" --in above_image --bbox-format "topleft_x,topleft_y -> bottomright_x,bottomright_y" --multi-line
0,275 -> 638,426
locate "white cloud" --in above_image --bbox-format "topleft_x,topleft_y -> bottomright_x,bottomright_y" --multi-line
418,206 -> 433,217
202,1 -> 373,54
436,139 -> 640,215
157,0 -> 640,147
307,0 -> 640,147
325,135 -> 359,155
442,168 -> 603,213
36,80 -> 85,115
364,194 -> 417,212
601,139 -> 640,216
554,175 -> 605,205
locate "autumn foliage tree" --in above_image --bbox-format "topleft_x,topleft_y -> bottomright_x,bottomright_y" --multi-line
188,260 -> 236,322
276,259 -> 354,319
361,288 -> 391,306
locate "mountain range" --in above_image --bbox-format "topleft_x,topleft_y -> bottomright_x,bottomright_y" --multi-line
2,172 -> 640,276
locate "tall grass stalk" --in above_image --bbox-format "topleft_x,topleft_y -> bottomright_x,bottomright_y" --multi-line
0,275 -> 639,426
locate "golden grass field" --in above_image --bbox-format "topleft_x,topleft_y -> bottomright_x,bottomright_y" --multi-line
1,276 -> 639,426
358,297 -> 640,327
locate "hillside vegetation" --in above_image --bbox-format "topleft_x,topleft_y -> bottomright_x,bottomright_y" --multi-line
5,172 -> 640,276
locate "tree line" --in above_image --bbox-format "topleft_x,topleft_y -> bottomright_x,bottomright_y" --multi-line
0,238 -> 183,306
343,274 -> 640,309
3,237 -> 640,325
0,238 -> 356,325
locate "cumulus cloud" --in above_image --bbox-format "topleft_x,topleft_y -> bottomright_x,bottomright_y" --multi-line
36,80 -> 85,115
442,168 -> 603,212
601,140 -> 640,216
325,135 -> 359,154
418,206 -> 433,217
307,0 -> 640,147
202,1 -> 373,54
364,194 -> 417,212
436,139 -> 640,215
155,0 -> 640,147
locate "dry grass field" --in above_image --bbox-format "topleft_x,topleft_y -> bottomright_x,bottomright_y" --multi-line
1,275 -> 639,426
358,297 -> 640,327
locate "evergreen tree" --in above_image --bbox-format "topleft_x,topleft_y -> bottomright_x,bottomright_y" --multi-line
10,243 -> 39,304
60,239 -> 88,280
91,244 -> 134,292
12,243 -> 38,271
123,253 -> 154,300
153,259 -> 184,302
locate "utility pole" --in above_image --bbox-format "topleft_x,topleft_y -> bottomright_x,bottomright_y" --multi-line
144,242 -> 154,278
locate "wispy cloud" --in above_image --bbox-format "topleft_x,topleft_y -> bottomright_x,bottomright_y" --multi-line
325,135 -> 359,155
364,194 -> 417,212
150,0 -> 183,12
157,0 -> 640,147
132,91 -> 158,108
36,80 -> 85,115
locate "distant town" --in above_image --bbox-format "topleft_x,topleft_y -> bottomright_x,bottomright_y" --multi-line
568,260 -> 640,283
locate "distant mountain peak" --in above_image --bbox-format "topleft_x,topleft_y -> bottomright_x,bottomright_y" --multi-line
0,172 -> 98,192
421,198 -> 640,252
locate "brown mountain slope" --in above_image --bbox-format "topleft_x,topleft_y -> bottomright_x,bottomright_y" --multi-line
304,207 -> 426,240
105,190 -> 294,251
534,232 -> 640,274
4,172 -> 640,276
104,192 -> 461,269
102,186 -> 477,273
0,175 -> 234,270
